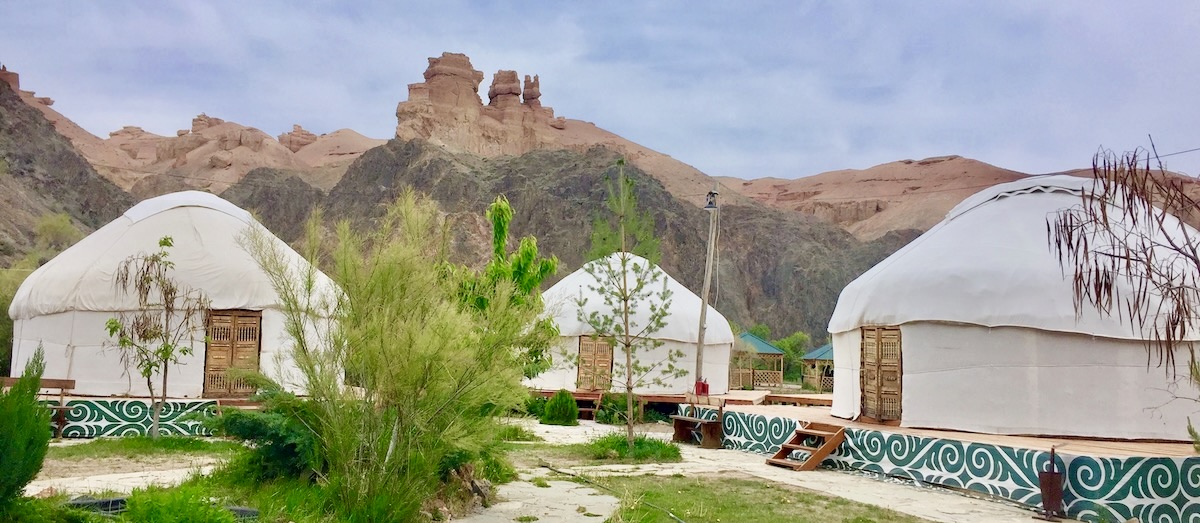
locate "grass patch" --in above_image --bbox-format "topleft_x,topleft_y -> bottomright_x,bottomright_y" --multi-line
585,434 -> 680,462
46,436 -> 242,461
602,474 -> 932,523
497,424 -> 543,442
531,477 -> 550,488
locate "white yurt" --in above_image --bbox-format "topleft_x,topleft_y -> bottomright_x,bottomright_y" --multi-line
828,175 -> 1200,440
529,253 -> 734,395
8,191 -> 337,399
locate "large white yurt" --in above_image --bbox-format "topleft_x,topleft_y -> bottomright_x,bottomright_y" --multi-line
8,191 -> 337,399
529,253 -> 734,395
828,175 -> 1200,441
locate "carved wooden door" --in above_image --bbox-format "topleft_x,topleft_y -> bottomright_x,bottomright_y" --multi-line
860,326 -> 902,422
204,310 -> 262,398
577,336 -> 614,391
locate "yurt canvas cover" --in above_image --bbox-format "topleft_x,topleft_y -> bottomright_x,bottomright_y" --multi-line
828,175 -> 1200,440
9,191 -> 336,399
529,253 -> 735,395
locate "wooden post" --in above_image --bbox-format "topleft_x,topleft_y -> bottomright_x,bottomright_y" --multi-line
695,184 -> 719,386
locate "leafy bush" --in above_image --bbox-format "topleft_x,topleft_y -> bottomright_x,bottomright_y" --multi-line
0,347 -> 50,512
523,394 -> 548,418
202,387 -> 321,480
595,393 -> 637,425
586,433 -> 681,462
540,389 -> 578,426
123,485 -> 236,523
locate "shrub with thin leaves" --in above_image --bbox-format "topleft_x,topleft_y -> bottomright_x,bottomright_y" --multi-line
0,346 -> 49,511
540,389 -> 578,426
123,485 -> 237,523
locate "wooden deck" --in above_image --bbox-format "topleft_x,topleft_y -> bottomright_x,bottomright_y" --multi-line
727,404 -> 1197,458
534,389 -> 771,406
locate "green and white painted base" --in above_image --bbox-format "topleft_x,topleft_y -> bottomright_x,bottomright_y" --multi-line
681,405 -> 1200,522
54,399 -> 217,438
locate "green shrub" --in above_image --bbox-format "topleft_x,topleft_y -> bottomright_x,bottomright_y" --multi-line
202,387 -> 321,480
540,389 -> 578,426
0,347 -> 50,512
123,485 -> 236,523
496,424 -> 542,442
0,497 -> 105,523
595,393 -> 638,425
586,433 -> 681,462
523,394 -> 548,418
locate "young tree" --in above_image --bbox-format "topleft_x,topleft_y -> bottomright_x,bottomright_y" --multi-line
458,195 -> 559,378
240,190 -> 536,521
577,158 -> 686,449
106,236 -> 211,439
1049,148 -> 1200,449
588,159 -> 661,263
0,346 -> 49,511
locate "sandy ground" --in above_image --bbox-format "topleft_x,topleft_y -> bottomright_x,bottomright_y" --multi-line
26,420 -> 1062,522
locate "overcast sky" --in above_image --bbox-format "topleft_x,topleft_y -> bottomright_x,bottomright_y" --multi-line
2,2 -> 1198,179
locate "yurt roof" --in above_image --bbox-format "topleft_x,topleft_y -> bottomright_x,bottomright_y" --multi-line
828,175 -> 1200,340
542,253 -> 735,344
9,191 -> 335,320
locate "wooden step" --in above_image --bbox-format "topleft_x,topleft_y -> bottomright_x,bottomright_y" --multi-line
781,443 -> 820,452
795,427 -> 838,439
765,458 -> 805,470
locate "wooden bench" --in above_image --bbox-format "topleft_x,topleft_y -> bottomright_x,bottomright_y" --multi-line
670,394 -> 726,449
1,377 -> 77,439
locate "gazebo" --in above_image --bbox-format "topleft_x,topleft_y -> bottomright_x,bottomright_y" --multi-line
801,343 -> 833,391
734,332 -> 784,388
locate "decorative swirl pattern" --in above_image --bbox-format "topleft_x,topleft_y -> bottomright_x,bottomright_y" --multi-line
687,405 -> 1200,523
58,399 -> 216,438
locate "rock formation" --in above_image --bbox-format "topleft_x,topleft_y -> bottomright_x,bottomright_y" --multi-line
522,75 -> 541,108
395,52 -> 561,157
278,124 -> 318,152
0,64 -> 18,91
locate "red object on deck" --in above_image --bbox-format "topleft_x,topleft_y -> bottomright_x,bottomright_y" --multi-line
695,379 -> 709,396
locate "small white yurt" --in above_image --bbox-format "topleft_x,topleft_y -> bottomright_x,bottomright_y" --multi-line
828,175 -> 1200,440
529,253 -> 734,395
8,191 -> 337,399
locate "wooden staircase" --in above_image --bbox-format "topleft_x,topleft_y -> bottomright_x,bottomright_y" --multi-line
765,422 -> 845,471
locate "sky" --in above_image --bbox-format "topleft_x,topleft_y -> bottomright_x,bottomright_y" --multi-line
2,2 -> 1199,179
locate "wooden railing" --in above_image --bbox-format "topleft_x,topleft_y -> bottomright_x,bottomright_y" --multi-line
753,370 -> 783,388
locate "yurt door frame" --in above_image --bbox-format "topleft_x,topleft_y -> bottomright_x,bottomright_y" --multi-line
577,336 -> 614,391
859,326 -> 902,423
204,309 -> 263,398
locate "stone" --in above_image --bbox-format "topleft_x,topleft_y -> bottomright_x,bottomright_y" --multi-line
208,150 -> 233,168
487,70 -> 521,108
395,52 -> 564,157
278,124 -> 318,152
191,113 -> 225,133
522,74 -> 541,108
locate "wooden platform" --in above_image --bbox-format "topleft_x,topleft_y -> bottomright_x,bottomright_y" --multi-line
727,403 -> 1196,458
533,389 -> 770,406
764,393 -> 833,407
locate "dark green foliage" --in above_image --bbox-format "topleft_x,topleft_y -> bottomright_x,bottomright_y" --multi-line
0,346 -> 50,511
588,159 -> 661,264
202,388 -> 321,480
523,393 -> 548,418
595,393 -> 636,425
123,485 -> 237,523
540,389 -> 578,426
0,497 -> 104,523
586,433 -> 681,462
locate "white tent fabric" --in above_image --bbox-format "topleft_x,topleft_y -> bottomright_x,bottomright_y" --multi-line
828,175 -> 1200,440
529,253 -> 734,394
9,191 -> 336,398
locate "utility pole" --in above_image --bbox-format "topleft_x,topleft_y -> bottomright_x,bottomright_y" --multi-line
695,183 -> 719,393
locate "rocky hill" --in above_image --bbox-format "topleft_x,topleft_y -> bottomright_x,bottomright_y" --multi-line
0,54 -> 1060,338
718,155 -> 1028,241
0,79 -> 133,266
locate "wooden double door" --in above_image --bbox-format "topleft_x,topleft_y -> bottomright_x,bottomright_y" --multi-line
860,326 -> 902,423
204,310 -> 262,398
577,336 -> 614,391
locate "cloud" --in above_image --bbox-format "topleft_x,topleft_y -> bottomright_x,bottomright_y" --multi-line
1,1 -> 1198,178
